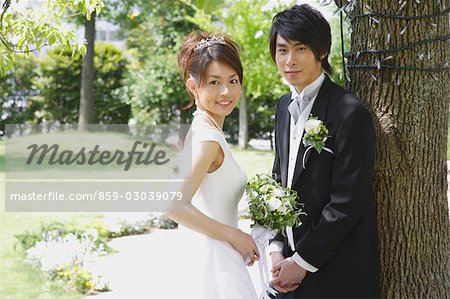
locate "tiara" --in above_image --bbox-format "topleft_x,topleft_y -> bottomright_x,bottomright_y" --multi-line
194,36 -> 226,51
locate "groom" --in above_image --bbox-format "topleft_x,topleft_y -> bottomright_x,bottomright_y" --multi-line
268,4 -> 380,298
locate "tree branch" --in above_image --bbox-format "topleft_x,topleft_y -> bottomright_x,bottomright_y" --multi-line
1,0 -> 10,25
0,0 -> 50,54
0,0 -> 13,51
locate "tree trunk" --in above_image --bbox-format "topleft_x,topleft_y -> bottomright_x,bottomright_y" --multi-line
238,90 -> 248,149
345,0 -> 450,297
78,12 -> 96,128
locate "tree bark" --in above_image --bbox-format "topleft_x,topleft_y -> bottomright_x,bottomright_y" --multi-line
78,12 -> 96,128
345,0 -> 450,297
238,90 -> 248,149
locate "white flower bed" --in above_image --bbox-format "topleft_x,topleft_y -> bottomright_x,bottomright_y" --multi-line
25,228 -> 108,292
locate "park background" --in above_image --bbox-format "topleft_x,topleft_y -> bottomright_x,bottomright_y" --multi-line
0,0 -> 449,298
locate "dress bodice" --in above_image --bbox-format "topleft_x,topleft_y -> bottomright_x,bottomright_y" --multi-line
190,125 -> 247,227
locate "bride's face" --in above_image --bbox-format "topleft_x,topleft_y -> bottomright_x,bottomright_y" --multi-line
188,60 -> 241,120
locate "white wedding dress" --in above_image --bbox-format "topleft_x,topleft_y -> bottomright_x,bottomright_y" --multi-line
180,123 -> 258,299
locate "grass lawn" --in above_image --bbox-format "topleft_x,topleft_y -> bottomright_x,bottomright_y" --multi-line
231,146 -> 275,178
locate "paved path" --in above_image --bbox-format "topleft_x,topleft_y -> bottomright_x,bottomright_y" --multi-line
84,220 -> 264,299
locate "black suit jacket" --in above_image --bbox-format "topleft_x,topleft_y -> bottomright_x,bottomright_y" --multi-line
272,76 -> 380,298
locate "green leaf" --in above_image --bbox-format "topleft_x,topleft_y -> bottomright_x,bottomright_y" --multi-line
48,32 -> 56,45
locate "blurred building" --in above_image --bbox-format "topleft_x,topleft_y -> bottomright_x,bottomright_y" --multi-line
16,0 -> 126,55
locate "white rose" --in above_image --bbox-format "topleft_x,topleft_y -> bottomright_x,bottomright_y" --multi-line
273,188 -> 284,197
277,204 -> 287,214
260,185 -> 270,193
305,119 -> 322,135
268,197 -> 282,211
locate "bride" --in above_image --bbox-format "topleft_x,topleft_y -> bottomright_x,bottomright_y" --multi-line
165,31 -> 259,299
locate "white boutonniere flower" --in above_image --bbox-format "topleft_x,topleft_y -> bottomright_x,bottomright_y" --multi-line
304,119 -> 322,136
302,116 -> 334,168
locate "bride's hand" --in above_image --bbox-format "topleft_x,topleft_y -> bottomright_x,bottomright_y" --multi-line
229,228 -> 260,266
270,251 -> 285,278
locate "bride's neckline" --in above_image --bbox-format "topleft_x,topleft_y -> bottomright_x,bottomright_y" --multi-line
192,110 -> 223,133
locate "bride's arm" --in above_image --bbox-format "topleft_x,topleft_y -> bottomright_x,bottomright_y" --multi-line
165,140 -> 259,264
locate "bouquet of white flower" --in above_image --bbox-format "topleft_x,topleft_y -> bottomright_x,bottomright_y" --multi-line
246,173 -> 303,232
245,173 -> 304,299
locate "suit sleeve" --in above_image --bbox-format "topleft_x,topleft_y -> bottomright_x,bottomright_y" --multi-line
295,100 -> 375,268
270,99 -> 285,245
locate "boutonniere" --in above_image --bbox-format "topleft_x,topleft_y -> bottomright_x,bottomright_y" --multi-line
302,116 -> 334,168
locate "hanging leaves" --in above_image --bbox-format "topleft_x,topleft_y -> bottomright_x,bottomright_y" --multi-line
0,0 -> 104,77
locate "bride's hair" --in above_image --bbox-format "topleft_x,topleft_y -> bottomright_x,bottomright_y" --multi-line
178,31 -> 243,109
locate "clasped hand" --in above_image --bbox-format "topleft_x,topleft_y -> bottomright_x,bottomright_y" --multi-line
270,252 -> 307,293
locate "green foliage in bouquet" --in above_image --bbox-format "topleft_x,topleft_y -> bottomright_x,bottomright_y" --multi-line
246,174 -> 305,233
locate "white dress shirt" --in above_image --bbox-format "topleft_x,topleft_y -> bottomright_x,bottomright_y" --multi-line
269,73 -> 326,273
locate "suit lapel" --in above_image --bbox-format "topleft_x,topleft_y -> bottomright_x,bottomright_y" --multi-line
278,94 -> 291,188
291,76 -> 333,185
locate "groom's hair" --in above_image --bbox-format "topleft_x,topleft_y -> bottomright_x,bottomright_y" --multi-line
269,4 -> 333,74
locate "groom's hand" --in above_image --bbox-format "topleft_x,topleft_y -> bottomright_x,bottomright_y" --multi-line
271,257 -> 306,293
270,252 -> 298,293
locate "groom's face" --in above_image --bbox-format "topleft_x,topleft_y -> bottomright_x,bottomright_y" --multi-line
275,35 -> 324,92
